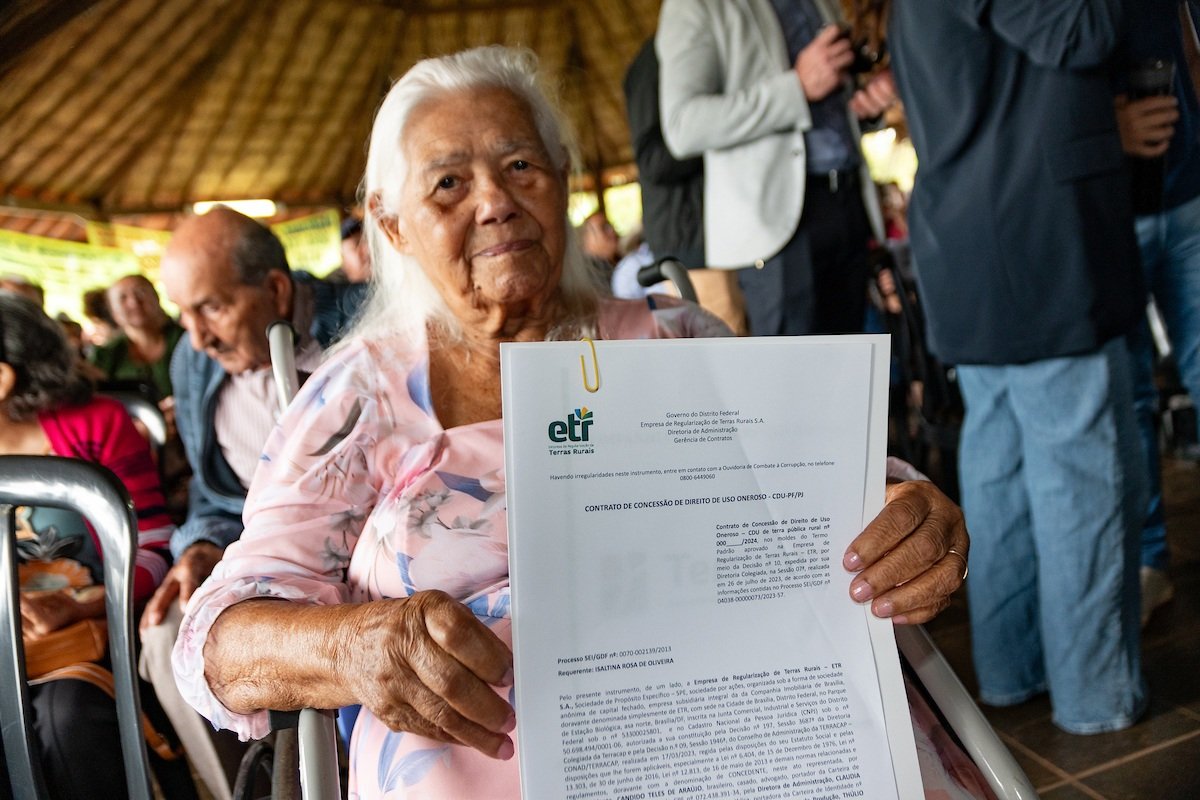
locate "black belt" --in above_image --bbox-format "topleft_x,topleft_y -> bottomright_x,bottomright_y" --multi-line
808,169 -> 859,193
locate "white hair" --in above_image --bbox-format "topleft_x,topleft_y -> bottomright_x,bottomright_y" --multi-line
348,45 -> 602,348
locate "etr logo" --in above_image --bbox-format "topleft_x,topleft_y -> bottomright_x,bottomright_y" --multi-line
548,407 -> 593,443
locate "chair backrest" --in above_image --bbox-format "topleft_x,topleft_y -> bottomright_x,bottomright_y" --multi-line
107,391 -> 170,453
0,455 -> 153,800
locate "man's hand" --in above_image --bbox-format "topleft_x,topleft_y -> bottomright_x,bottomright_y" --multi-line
795,25 -> 854,102
849,69 -> 897,120
1115,93 -> 1180,158
140,541 -> 224,630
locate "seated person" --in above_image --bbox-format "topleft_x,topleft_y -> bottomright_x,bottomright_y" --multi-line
172,47 -> 987,799
136,208 -> 365,800
90,274 -> 185,402
0,291 -> 192,800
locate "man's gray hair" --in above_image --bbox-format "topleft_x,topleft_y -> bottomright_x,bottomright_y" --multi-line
351,45 -> 600,347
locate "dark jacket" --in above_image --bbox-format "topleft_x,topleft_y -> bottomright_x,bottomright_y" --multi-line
625,37 -> 706,269
169,273 -> 365,558
889,0 -> 1144,365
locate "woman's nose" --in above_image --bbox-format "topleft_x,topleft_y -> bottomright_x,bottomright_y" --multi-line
475,176 -> 519,225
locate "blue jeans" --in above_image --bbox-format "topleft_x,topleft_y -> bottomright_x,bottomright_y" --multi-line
957,338 -> 1148,734
1130,192 -> 1200,570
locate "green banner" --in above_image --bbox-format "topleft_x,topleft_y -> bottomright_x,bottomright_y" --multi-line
0,229 -> 140,321
271,210 -> 341,275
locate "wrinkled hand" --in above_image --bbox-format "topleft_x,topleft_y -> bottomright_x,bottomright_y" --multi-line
795,25 -> 854,102
1115,94 -> 1179,158
344,591 -> 515,759
21,590 -> 89,637
849,69 -> 897,120
843,480 -> 969,625
140,541 -> 223,630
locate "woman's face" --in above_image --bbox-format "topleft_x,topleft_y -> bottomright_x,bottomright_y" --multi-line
107,277 -> 161,331
383,87 -> 567,327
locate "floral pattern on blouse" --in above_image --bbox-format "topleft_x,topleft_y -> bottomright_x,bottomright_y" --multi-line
174,296 -> 987,799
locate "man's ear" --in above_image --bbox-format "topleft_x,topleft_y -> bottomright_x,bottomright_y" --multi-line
0,362 -> 16,404
266,270 -> 294,319
369,193 -> 408,254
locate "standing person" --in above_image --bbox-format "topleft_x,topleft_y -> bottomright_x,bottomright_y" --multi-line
888,2 -> 1149,734
656,0 -> 895,336
624,36 -> 747,334
1114,0 -> 1200,626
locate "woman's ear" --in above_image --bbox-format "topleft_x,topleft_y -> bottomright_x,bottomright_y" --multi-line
0,362 -> 15,404
369,193 -> 408,254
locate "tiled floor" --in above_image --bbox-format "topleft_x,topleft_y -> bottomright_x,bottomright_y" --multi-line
925,456 -> 1200,800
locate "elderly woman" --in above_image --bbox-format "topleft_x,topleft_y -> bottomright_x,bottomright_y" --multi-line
0,292 -> 192,799
174,47 -> 982,799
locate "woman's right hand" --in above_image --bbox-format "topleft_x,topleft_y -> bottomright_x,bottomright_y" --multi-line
345,590 -> 516,759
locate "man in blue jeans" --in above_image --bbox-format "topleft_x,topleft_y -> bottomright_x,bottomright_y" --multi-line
889,1 -> 1149,735
1115,0 -> 1200,626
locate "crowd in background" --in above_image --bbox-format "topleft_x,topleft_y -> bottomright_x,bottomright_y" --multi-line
1,1 -> 1199,797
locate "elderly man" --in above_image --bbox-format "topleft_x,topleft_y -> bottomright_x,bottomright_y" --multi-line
138,207 -> 365,799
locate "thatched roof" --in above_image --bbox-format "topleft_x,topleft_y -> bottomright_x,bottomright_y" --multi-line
0,0 -> 661,232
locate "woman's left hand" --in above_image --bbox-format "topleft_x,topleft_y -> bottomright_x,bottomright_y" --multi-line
842,480 -> 969,625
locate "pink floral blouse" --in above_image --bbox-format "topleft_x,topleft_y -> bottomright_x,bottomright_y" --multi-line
174,296 -> 990,800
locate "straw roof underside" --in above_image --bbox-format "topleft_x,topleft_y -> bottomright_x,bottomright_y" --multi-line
0,0 -> 661,220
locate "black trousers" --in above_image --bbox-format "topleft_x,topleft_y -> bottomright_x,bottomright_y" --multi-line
737,171 -> 873,336
0,672 -> 198,800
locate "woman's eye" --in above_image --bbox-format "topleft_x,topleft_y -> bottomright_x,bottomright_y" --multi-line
511,160 -> 530,171
437,176 -> 458,190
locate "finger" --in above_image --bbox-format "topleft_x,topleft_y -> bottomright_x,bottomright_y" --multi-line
864,551 -> 966,621
814,24 -> 844,45
141,579 -> 180,629
376,693 -> 515,760
423,596 -> 514,687
845,481 -> 939,569
849,511 -> 962,603
386,654 -> 515,757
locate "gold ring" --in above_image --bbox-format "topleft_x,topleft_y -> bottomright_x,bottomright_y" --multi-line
947,547 -> 968,581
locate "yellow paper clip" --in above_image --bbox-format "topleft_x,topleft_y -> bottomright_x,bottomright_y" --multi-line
580,337 -> 600,393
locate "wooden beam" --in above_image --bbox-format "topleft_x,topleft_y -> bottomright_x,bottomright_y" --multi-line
246,4 -> 351,195
0,196 -> 101,218
0,0 -> 164,166
0,0 -> 106,82
64,1 -> 255,208
0,0 -> 210,190
213,0 -> 317,194
304,9 -> 407,197
175,2 -> 279,203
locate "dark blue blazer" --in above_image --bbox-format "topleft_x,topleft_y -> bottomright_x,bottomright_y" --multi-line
889,0 -> 1144,365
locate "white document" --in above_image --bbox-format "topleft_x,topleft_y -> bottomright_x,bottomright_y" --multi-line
501,335 -> 922,800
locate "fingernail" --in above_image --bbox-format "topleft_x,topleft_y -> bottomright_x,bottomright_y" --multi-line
891,614 -> 908,625
497,737 -> 515,760
843,550 -> 862,571
850,580 -> 873,602
500,667 -> 514,686
501,710 -> 516,733
873,598 -> 895,617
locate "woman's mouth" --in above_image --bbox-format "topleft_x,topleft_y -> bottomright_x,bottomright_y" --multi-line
475,239 -> 534,258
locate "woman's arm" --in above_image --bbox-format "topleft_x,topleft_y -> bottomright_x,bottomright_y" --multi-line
204,591 -> 516,758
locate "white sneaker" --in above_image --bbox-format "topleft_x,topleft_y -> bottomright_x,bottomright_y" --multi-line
1140,566 -> 1175,628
